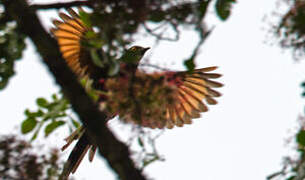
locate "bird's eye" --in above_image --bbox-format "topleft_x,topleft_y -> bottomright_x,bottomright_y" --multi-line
130,47 -> 137,51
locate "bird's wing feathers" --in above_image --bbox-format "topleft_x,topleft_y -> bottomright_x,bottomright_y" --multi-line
108,66 -> 223,129
51,8 -> 96,78
130,66 -> 223,129
164,66 -> 222,128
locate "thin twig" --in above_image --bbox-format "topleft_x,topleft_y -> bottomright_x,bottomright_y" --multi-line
139,63 -> 172,71
142,22 -> 179,42
30,1 -> 91,10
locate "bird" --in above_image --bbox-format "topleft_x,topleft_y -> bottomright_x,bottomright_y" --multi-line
51,7 -> 223,179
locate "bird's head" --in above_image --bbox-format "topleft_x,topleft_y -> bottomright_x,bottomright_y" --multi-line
120,46 -> 150,64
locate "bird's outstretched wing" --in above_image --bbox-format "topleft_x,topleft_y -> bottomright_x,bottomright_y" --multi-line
51,8 -> 101,80
161,66 -> 222,128
52,8 -> 100,180
105,66 -> 223,129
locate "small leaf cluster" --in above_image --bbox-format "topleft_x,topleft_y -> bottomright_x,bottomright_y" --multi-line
268,115 -> 305,180
267,83 -> 305,180
21,93 -> 79,141
275,0 -> 305,60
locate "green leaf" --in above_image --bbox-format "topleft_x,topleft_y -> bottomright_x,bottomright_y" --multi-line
79,11 -> 92,28
215,0 -> 235,21
31,129 -> 39,141
25,109 -> 41,118
51,93 -> 58,101
24,109 -> 31,117
43,99 -> 68,120
35,109 -> 44,117
21,117 -> 37,134
36,97 -> 48,108
44,120 -> 65,137
71,118 -> 80,128
184,57 -> 195,72
31,122 -> 43,141
0,23 -> 26,90
90,49 -> 105,68
108,60 -> 120,76
296,130 -> 305,146
301,82 -> 305,97
87,90 -> 99,101
138,137 -> 144,148
286,176 -> 296,180
85,31 -> 96,39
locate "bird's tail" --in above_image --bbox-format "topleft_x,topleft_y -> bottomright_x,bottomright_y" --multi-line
59,128 -> 97,180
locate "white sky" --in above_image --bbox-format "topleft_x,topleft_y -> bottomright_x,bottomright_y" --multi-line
1,0 -> 305,180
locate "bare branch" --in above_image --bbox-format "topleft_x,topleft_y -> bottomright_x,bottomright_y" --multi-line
143,22 -> 179,42
30,1 -> 91,10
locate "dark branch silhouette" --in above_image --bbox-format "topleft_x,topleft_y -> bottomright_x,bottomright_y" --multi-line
30,1 -> 91,10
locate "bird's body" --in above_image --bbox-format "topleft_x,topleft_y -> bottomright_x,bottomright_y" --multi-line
52,7 -> 223,179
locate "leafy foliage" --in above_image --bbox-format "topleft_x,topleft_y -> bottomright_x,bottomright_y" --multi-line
0,135 -> 75,180
274,0 -> 305,60
21,93 -> 79,141
267,85 -> 305,180
0,19 -> 26,89
267,116 -> 305,180
297,130 -> 305,146
268,1 -> 305,178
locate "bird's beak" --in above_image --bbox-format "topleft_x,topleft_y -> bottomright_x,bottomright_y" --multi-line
141,47 -> 150,55
143,47 -> 150,52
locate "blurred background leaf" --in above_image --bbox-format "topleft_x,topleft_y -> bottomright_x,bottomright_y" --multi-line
0,11 -> 26,89
215,0 -> 236,21
0,134 -> 76,180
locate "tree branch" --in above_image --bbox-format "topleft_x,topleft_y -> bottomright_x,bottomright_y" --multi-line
30,1 -> 91,10
2,0 -> 146,180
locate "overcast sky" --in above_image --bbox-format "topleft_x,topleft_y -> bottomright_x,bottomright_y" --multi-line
1,0 -> 305,180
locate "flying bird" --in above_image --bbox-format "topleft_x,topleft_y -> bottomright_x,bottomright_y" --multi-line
51,7 -> 223,179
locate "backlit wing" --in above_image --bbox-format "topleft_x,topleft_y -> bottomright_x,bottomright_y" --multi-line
105,66 -> 223,129
51,8 -> 99,79
162,66 -> 223,128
